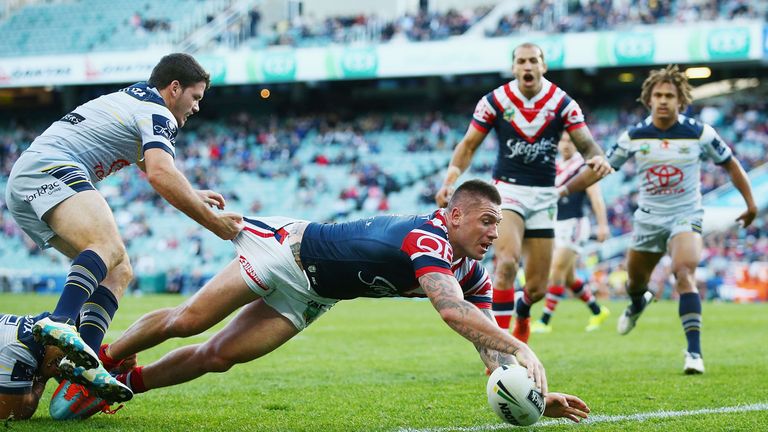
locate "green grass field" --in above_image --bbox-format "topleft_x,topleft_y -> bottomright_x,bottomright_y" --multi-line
2,293 -> 766,431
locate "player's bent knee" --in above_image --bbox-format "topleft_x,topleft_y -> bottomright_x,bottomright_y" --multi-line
198,345 -> 237,373
526,283 -> 548,301
495,258 -> 520,283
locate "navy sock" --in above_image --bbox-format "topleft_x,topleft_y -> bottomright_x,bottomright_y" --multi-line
79,285 -> 119,352
679,292 -> 702,356
515,292 -> 532,319
629,291 -> 648,314
53,250 -> 107,322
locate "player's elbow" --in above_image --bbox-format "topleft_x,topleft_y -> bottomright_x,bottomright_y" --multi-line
438,307 -> 464,327
146,165 -> 176,193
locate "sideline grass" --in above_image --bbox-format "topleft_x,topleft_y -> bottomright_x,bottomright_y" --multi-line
1,293 -> 766,431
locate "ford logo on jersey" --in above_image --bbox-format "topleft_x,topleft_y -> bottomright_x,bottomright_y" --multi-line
152,114 -> 177,143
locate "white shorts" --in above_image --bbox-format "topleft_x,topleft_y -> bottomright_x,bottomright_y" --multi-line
554,216 -> 590,254
5,151 -> 96,248
630,208 -> 703,253
493,180 -> 558,237
232,216 -> 337,331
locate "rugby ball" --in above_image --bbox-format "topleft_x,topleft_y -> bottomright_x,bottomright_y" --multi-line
486,364 -> 545,426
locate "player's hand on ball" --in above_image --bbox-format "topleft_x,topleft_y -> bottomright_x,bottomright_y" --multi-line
585,155 -> 613,178
543,392 -> 590,423
513,345 -> 548,395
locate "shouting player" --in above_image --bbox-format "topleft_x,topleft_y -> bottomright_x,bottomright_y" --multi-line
435,42 -> 611,343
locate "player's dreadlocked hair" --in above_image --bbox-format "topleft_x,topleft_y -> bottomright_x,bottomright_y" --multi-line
638,64 -> 693,110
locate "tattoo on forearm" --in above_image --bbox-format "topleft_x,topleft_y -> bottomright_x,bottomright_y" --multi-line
570,128 -> 603,158
420,273 -> 518,356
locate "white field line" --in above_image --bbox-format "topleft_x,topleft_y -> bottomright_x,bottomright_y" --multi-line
397,402 -> 768,432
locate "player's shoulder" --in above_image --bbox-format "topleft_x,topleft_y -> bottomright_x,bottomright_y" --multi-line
677,114 -> 707,137
117,82 -> 167,106
624,116 -> 654,138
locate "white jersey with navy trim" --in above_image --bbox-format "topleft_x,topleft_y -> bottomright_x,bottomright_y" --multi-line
27,82 -> 177,182
607,115 -> 732,215
0,313 -> 48,394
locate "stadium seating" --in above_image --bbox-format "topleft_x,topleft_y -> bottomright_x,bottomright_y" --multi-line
0,0 -> 230,57
1,101 -> 767,294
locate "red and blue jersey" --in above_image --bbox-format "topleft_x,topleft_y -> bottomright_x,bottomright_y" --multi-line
299,209 -> 491,309
471,78 -> 586,187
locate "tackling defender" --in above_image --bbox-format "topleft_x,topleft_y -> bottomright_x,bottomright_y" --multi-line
0,312 -> 135,420
608,65 -> 756,373
4,53 -> 242,401
531,133 -> 610,334
95,180 -> 590,423
435,42 -> 611,344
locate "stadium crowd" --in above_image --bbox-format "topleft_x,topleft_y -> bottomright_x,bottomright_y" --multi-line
254,0 -> 764,47
488,0 -> 763,37
1,100 -> 767,298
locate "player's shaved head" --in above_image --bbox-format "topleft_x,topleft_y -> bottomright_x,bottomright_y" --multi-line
512,42 -> 545,63
448,179 -> 501,212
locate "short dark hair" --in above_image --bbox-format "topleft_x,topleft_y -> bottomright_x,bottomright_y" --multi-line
448,179 -> 501,211
148,53 -> 211,91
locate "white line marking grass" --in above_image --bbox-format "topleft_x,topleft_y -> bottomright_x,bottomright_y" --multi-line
398,402 -> 768,432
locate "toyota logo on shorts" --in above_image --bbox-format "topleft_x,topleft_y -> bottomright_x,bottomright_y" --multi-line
645,164 -> 683,188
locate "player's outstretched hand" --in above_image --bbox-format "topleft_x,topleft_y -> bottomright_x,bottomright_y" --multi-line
736,205 -> 757,228
585,155 -> 614,178
434,185 -> 452,208
197,189 -> 227,210
543,392 -> 590,423
513,345 -> 548,395
215,212 -> 244,240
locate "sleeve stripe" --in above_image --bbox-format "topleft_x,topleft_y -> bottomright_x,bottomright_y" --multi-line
143,141 -> 175,158
714,155 -> 732,166
415,267 -> 454,278
565,122 -> 587,132
471,119 -> 489,133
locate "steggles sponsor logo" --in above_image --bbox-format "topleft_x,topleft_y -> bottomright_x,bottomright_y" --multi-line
505,137 -> 556,164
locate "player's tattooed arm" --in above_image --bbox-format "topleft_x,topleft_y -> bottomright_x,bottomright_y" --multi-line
476,309 -> 518,370
420,272 -> 548,392
419,272 -> 521,356
569,127 -> 603,158
569,127 -> 613,178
